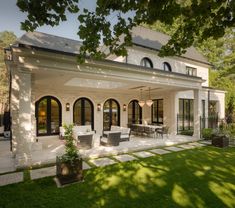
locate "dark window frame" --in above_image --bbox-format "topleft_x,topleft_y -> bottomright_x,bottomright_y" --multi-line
73,97 -> 94,130
140,57 -> 153,68
128,100 -> 142,124
179,98 -> 194,131
163,62 -> 172,72
186,66 -> 197,76
151,99 -> 164,124
35,96 -> 62,136
103,98 -> 120,130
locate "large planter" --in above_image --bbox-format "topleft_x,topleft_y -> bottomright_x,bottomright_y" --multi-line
56,156 -> 83,186
212,135 -> 229,148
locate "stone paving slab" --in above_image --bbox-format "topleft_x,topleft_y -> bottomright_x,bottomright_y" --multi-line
30,161 -> 91,180
178,144 -> 196,149
132,151 -> 155,158
149,149 -> 171,155
189,142 -> 207,147
83,161 -> 91,170
30,166 -> 56,180
90,158 -> 116,167
164,146 -> 184,152
113,154 -> 137,162
0,172 -> 23,186
200,140 -> 211,145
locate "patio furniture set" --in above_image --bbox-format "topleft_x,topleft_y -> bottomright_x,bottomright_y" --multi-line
59,124 -> 168,150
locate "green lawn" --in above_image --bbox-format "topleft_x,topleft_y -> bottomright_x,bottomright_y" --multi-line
1,146 -> 235,208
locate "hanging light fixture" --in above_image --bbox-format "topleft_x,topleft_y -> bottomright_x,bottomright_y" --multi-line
146,87 -> 153,107
138,89 -> 145,107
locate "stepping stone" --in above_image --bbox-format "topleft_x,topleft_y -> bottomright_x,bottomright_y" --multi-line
178,144 -> 196,149
30,166 -> 56,180
90,158 -> 116,167
113,154 -> 137,162
200,140 -> 211,145
189,142 -> 207,147
0,172 -> 23,186
149,149 -> 171,155
164,146 -> 184,152
132,151 -> 155,158
83,161 -> 91,170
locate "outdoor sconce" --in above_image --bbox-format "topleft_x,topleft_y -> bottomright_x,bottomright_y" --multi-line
123,104 -> 127,111
66,103 -> 70,111
97,103 -> 101,111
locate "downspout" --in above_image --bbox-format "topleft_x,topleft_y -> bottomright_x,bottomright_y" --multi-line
4,46 -> 13,151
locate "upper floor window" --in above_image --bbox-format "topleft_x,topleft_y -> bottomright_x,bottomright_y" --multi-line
141,57 -> 153,68
163,62 -> 172,72
186,66 -> 197,76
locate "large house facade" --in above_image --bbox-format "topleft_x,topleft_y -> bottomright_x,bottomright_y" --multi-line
5,26 -> 225,167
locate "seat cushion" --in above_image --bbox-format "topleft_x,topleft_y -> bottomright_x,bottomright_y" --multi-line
100,137 -> 108,143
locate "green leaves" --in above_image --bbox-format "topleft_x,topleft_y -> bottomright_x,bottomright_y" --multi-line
17,0 -> 235,61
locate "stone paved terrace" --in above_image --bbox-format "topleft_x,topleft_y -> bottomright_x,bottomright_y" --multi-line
0,140 -> 16,174
0,141 -> 209,186
30,135 -> 199,166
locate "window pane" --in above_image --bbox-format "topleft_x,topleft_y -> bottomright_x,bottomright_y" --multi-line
84,100 -> 92,125
111,100 -> 118,126
158,100 -> 163,123
152,100 -> 158,123
103,101 -> 110,130
38,98 -> 47,134
50,99 -> 60,134
74,100 -> 82,125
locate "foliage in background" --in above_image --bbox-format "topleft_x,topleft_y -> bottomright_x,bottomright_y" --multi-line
17,0 -> 235,62
146,20 -> 235,122
0,31 -> 17,112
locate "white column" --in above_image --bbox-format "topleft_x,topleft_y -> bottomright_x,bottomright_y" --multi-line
164,91 -> 177,135
193,89 -> 201,139
16,70 -> 32,167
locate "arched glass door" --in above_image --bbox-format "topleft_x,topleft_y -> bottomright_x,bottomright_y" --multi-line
103,99 -> 120,130
73,97 -> 94,129
36,96 -> 61,136
128,100 -> 142,124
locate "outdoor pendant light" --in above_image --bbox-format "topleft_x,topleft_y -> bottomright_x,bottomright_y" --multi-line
146,87 -> 153,107
138,89 -> 145,107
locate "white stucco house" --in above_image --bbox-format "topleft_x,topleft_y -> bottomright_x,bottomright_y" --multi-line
4,26 -> 225,167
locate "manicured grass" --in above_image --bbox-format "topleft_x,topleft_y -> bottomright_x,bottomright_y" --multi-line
0,146 -> 235,208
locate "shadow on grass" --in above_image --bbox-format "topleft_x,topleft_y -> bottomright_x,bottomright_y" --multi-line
0,146 -> 235,208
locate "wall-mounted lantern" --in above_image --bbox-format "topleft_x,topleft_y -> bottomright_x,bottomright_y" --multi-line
66,103 -> 70,111
123,104 -> 127,111
97,103 -> 101,111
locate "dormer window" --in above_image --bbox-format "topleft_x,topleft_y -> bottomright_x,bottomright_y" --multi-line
141,57 -> 153,68
186,66 -> 197,76
163,62 -> 172,72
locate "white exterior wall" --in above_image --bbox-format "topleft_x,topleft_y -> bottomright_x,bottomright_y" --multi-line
120,47 -> 209,87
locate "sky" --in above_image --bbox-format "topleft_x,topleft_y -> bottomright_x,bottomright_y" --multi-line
0,0 -> 96,40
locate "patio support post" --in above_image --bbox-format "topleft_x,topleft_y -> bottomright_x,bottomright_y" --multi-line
12,69 -> 32,167
193,89 -> 201,139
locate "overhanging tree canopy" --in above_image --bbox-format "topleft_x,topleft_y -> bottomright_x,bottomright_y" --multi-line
17,0 -> 235,60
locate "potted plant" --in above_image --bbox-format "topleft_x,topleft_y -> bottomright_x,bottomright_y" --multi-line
56,124 -> 83,186
211,128 -> 229,148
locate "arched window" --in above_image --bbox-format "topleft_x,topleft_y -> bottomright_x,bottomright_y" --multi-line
73,97 -> 94,129
141,57 -> 153,68
103,99 -> 120,130
163,62 -> 172,72
36,96 -> 62,136
128,100 -> 142,124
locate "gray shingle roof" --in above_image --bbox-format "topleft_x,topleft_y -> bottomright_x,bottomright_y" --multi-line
16,27 -> 209,65
131,26 -> 209,65
15,31 -> 82,54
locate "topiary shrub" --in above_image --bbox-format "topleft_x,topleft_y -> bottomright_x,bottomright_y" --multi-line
202,128 -> 213,140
